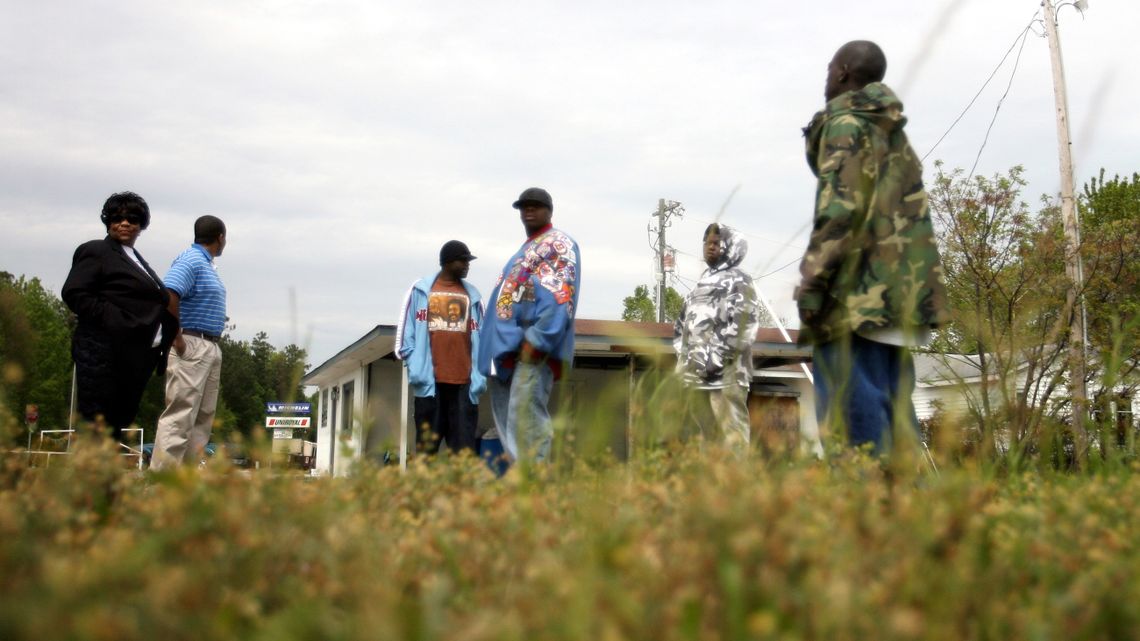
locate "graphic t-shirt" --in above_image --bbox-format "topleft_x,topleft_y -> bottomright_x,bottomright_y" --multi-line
428,279 -> 472,384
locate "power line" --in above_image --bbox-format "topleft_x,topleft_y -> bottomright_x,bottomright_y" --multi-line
685,214 -> 808,250
675,237 -> 801,282
968,23 -> 1032,179
668,273 -> 693,293
681,214 -> 811,281
753,256 -> 801,280
921,10 -> 1040,163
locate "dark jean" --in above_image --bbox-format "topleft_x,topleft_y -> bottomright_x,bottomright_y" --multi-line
813,334 -> 920,454
413,382 -> 479,455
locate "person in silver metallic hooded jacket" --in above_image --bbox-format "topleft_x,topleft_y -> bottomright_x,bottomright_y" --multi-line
673,223 -> 760,455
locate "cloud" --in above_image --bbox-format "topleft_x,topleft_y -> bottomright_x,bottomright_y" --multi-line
2,0 -> 1137,365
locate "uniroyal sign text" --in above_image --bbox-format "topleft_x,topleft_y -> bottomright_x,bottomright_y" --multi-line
265,417 -> 311,428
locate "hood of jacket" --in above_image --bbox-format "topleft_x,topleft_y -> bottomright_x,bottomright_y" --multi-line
705,224 -> 748,275
676,223 -> 759,390
804,82 -> 907,175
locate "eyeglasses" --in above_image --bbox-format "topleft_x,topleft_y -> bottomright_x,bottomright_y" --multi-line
108,214 -> 143,225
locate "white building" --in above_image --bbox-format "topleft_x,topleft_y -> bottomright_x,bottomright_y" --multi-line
913,351 -> 1139,435
300,320 -> 816,476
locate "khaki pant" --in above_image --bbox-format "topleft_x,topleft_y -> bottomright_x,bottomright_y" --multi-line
688,384 -> 751,457
150,335 -> 222,470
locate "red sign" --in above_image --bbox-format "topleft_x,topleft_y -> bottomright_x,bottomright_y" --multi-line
265,416 -> 310,428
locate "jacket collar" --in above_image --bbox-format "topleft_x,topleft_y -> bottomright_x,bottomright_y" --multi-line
803,82 -> 905,174
104,236 -> 162,288
527,223 -> 553,241
414,273 -> 481,303
191,243 -> 214,262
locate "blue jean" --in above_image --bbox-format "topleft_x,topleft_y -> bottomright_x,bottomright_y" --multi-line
813,334 -> 919,454
489,361 -> 554,463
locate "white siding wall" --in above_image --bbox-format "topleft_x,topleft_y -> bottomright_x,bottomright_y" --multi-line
315,389 -> 332,475
914,383 -> 976,421
313,365 -> 368,477
784,377 -> 821,454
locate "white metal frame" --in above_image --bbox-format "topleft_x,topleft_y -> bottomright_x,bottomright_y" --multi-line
24,427 -> 144,469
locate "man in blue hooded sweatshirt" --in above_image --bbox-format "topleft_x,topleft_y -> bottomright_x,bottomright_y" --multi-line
396,240 -> 486,456
478,187 -> 581,463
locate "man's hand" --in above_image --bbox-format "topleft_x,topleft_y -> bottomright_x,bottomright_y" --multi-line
518,341 -> 544,364
173,333 -> 187,357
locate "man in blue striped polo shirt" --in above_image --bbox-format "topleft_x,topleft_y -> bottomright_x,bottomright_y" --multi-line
150,215 -> 228,470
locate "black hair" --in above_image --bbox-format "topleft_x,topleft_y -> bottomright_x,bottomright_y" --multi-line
194,215 -> 226,244
843,40 -> 887,86
703,223 -> 720,240
100,191 -> 150,230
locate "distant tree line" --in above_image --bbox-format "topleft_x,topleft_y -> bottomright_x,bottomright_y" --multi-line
0,272 -> 310,445
0,273 -> 73,435
621,285 -> 684,323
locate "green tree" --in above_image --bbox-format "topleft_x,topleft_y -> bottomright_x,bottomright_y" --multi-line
929,164 -> 1074,460
621,285 -> 683,323
0,273 -> 74,441
218,331 -> 309,439
0,271 -> 312,446
1080,170 -> 1140,437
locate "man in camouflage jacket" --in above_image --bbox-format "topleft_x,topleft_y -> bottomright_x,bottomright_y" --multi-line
675,223 -> 760,455
795,40 -> 948,452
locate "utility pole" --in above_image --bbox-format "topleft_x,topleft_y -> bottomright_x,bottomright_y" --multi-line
1042,0 -> 1089,439
656,199 -> 667,322
651,199 -> 683,322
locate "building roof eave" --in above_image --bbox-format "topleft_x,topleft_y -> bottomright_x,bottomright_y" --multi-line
302,319 -> 812,388
301,325 -> 396,387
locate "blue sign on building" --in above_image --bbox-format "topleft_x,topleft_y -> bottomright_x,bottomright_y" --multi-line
266,402 -> 312,414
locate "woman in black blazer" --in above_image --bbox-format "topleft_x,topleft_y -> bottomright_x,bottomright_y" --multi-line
62,192 -> 178,438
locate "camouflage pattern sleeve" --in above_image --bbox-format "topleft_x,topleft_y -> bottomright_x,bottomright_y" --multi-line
738,276 -> 761,382
796,115 -> 873,314
740,275 -> 760,346
796,83 -> 948,344
710,271 -> 755,369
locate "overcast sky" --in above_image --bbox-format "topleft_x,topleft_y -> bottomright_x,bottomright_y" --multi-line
2,0 -> 1136,369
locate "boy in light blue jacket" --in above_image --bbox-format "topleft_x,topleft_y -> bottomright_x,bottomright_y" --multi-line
396,240 -> 486,455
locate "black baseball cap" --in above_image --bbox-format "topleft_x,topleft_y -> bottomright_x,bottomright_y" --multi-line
512,187 -> 553,210
439,240 -> 476,265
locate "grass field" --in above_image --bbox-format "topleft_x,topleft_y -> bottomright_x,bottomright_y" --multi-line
2,437 -> 1139,641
